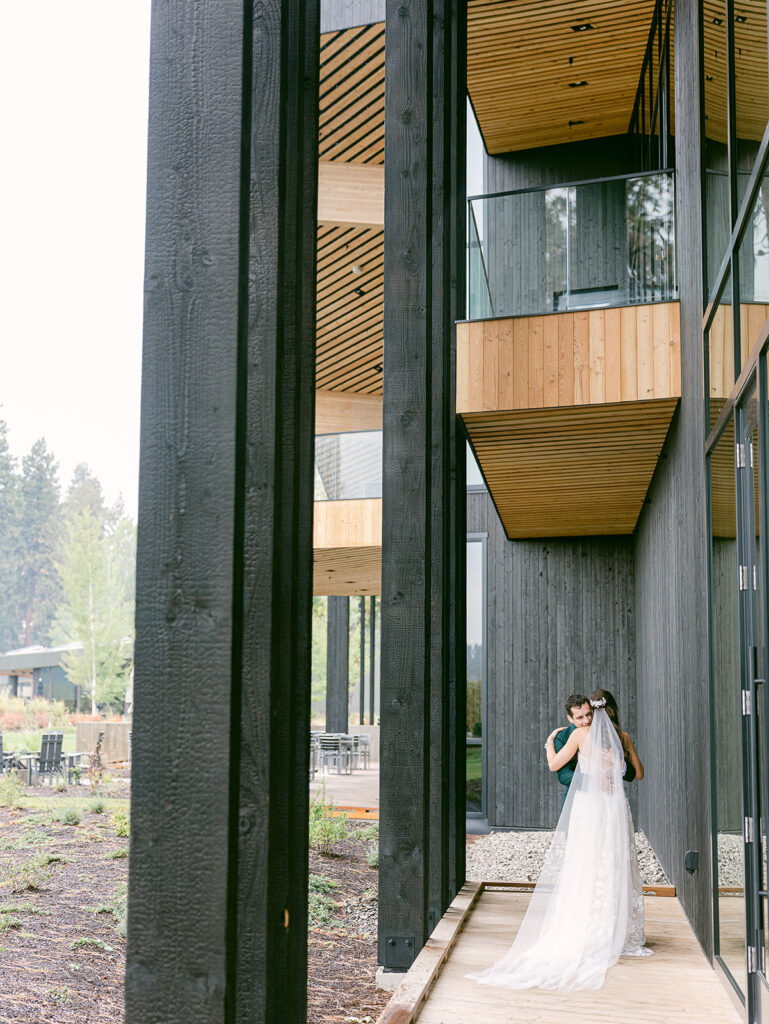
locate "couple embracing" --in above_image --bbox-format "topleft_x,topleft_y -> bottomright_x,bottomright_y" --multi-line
469,688 -> 652,992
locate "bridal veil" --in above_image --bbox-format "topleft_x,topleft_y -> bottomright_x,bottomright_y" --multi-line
468,708 -> 650,991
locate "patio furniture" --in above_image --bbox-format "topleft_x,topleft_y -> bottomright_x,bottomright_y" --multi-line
318,733 -> 352,775
23,731 -> 65,786
353,733 -> 371,769
309,734 -> 320,780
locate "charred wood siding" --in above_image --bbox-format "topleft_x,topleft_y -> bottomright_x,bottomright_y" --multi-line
326,596 -> 350,731
127,2 -> 319,1021
467,491 -> 638,829
634,0 -> 713,960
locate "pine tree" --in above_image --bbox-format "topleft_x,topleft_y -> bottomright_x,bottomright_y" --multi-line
16,439 -> 61,646
0,420 -> 22,650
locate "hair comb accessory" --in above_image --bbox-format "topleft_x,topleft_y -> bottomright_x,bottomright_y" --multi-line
590,697 -> 607,708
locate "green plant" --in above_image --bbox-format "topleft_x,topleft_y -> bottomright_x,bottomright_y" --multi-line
356,822 -> 379,841
70,764 -> 83,785
88,797 -> 107,815
0,913 -> 21,934
49,987 -> 72,1005
308,874 -> 340,928
0,772 -> 24,809
111,810 -> 130,837
309,784 -> 348,855
57,807 -> 82,826
95,886 -> 128,938
1,853 -> 56,894
366,847 -> 379,869
106,846 -> 129,860
70,936 -> 114,951
53,776 -> 68,793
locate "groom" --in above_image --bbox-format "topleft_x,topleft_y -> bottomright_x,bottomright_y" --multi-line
552,693 -> 593,805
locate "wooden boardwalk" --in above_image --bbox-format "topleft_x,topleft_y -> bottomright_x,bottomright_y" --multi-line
379,886 -> 742,1024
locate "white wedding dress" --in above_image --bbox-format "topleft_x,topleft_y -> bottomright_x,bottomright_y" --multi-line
468,708 -> 652,991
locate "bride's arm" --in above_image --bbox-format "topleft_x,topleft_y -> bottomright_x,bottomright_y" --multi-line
545,728 -> 582,772
623,733 -> 644,780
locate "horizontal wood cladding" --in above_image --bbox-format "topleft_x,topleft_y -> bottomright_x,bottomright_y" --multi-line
467,0 -> 664,154
313,499 -> 382,595
315,389 -> 382,433
457,304 -> 681,414
709,303 -> 769,399
464,399 -> 678,537
318,161 -> 384,228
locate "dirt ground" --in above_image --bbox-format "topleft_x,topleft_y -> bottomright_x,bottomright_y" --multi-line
0,779 -> 388,1024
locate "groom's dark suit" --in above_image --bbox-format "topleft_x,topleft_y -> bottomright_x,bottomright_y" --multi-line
554,723 -> 577,806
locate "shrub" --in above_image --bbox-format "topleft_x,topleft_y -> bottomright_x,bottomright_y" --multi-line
111,810 -> 130,838
309,785 -> 348,855
96,886 -> 128,938
1,853 -> 56,894
0,695 -> 68,730
106,846 -> 129,860
0,912 -> 21,934
308,874 -> 340,928
88,798 -> 107,815
0,772 -> 24,809
57,807 -> 82,827
366,847 -> 379,869
356,822 -> 379,842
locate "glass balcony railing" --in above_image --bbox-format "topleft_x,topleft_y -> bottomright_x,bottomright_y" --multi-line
467,170 -> 677,320
314,431 -> 382,501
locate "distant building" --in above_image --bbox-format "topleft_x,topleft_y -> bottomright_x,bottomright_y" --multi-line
0,643 -> 82,709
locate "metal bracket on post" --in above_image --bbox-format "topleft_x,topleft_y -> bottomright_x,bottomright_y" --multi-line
740,565 -> 749,591
742,690 -> 753,716
744,816 -> 755,843
737,443 -> 747,468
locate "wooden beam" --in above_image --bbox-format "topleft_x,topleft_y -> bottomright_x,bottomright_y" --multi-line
380,0 -> 467,975
313,545 -> 382,595
126,3 -> 318,1022
318,161 -> 385,228
313,497 -> 381,548
315,389 -> 383,433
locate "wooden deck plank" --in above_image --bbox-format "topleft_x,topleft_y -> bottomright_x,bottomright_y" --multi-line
397,890 -> 742,1024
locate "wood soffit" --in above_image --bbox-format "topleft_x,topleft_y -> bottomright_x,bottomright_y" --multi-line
467,0 -> 665,154
463,398 -> 679,538
704,0 -> 768,146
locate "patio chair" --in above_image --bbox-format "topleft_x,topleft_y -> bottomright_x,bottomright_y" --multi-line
25,731 -> 65,786
318,734 -> 352,775
309,734 -> 320,780
354,733 -> 371,769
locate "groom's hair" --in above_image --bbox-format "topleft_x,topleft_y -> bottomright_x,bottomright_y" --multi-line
565,693 -> 589,717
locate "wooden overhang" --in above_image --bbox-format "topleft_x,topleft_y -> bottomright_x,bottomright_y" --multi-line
457,303 -> 681,538
313,498 -> 382,596
467,0 -> 669,154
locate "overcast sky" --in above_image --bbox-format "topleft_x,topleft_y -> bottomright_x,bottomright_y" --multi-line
1,3 -> 152,520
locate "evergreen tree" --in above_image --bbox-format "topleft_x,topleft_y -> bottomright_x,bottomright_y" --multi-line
0,420 -> 22,650
16,439 -> 61,646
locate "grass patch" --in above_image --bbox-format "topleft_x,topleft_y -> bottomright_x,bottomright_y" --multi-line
70,936 -> 114,952
49,987 -> 72,1005
88,798 -> 107,815
0,852 -> 57,894
365,847 -> 379,869
3,728 -> 76,754
309,784 -> 348,855
0,913 -> 21,934
56,807 -> 82,826
106,846 -> 129,860
356,823 -> 379,841
111,810 -> 130,837
0,772 -> 24,809
95,886 -> 128,938
308,874 -> 340,928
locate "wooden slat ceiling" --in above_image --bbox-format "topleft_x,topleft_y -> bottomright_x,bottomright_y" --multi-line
319,22 -> 385,165
317,23 -> 385,394
467,0 -> 662,154
314,546 -> 382,596
463,398 -> 678,537
316,224 -> 383,394
704,0 -> 768,146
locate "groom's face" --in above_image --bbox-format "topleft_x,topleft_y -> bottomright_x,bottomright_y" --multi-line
567,702 -> 592,729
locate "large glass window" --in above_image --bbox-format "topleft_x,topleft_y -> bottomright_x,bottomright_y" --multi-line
709,411 -> 747,995
709,270 -> 735,403
466,537 -> 485,816
738,170 -> 769,370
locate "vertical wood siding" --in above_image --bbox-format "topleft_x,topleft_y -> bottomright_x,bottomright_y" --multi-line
468,492 -> 638,829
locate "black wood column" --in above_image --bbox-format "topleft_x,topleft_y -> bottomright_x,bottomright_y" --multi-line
379,0 -> 467,972
369,595 -> 376,725
359,596 -> 366,724
126,3 -> 318,1023
326,596 -> 350,732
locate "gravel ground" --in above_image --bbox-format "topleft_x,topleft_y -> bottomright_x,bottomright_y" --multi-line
465,829 -> 670,885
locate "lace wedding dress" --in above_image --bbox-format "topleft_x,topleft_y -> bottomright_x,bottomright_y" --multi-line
468,708 -> 652,991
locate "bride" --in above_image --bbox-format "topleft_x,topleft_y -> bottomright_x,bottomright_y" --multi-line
468,689 -> 652,991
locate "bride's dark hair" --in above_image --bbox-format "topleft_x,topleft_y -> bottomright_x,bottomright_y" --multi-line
589,688 -> 620,729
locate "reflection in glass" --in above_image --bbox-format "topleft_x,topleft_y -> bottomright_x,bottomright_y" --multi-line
710,410 -> 746,993
703,1 -> 729,287
468,171 -> 676,319
466,539 -> 484,814
466,442 -> 486,490
738,172 -> 769,371
708,271 -> 735,401
314,431 -> 382,501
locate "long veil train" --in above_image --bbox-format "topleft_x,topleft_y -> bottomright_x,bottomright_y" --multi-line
468,708 -> 651,991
